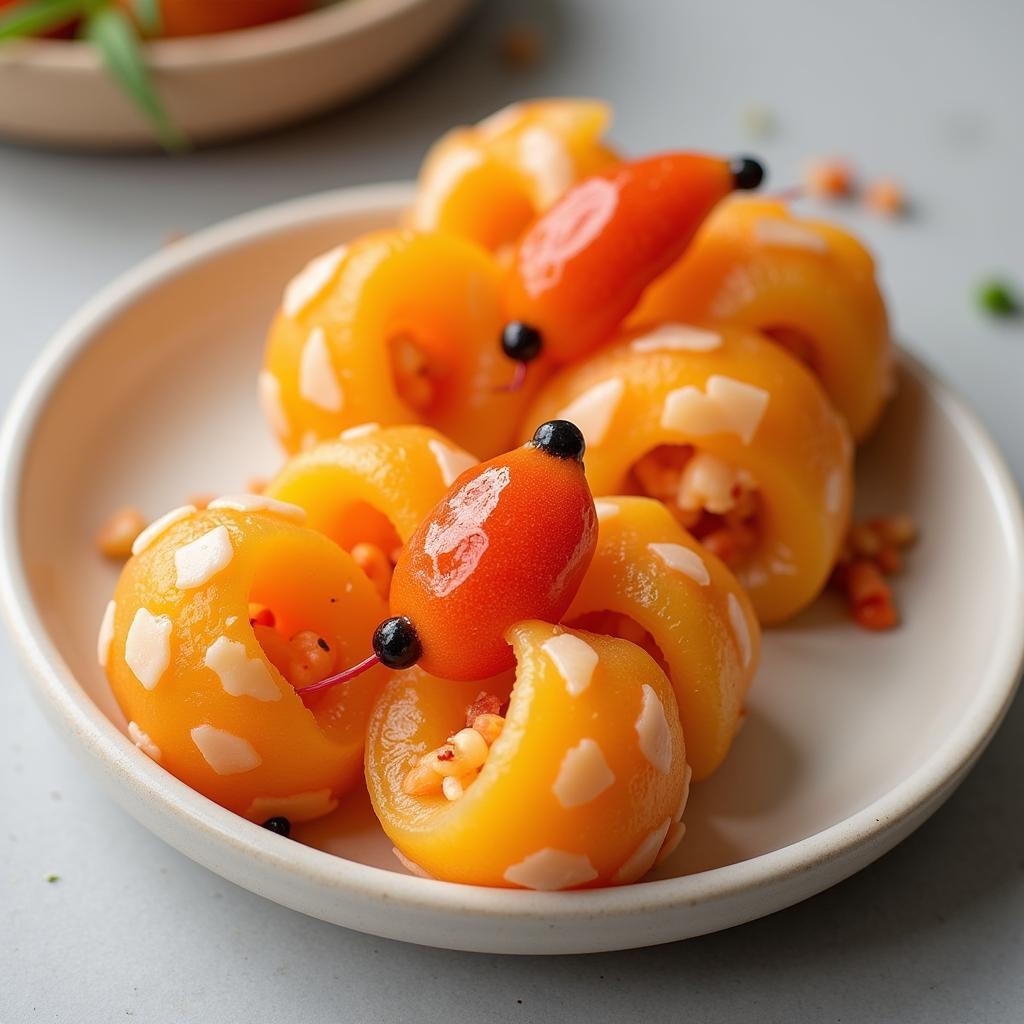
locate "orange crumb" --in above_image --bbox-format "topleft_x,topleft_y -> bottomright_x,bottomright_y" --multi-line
865,178 -> 905,217
498,23 -> 544,70
802,157 -> 854,199
95,507 -> 147,560
245,477 -> 268,495
186,492 -> 215,510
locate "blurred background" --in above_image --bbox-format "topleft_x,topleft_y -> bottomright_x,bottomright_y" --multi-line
2,1 -> 1023,1020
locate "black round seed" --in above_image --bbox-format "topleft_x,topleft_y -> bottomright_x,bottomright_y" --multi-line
531,420 -> 586,462
373,616 -> 422,670
262,816 -> 291,837
317,637 -> 330,652
501,321 -> 543,363
730,156 -> 765,191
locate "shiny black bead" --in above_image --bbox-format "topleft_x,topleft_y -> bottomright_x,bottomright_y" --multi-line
531,420 -> 586,462
262,816 -> 291,837
373,616 -> 422,669
730,156 -> 765,191
501,321 -> 543,363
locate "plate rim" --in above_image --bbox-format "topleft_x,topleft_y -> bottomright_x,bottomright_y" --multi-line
2,182 -> 1023,944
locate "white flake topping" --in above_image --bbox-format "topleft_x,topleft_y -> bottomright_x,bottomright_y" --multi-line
648,542 -> 710,585
754,217 -> 829,253
412,144 -> 485,229
611,818 -> 672,884
97,600 -> 116,669
204,636 -> 281,702
631,323 -> 722,354
825,468 -> 844,516
553,738 -> 616,808
127,721 -> 161,761
541,633 -> 599,696
190,725 -> 261,775
635,684 -> 672,775
476,102 -> 522,140
131,505 -> 196,556
728,592 -> 752,668
392,847 -> 432,879
258,370 -> 290,440
282,244 -> 347,319
339,422 -> 381,440
661,374 -> 770,445
246,790 -> 338,823
175,526 -> 233,590
428,438 -> 477,487
594,499 -> 620,521
504,848 -> 598,891
208,494 -> 306,524
555,378 -> 624,447
298,326 -> 343,412
518,125 -> 574,206
124,608 -> 172,690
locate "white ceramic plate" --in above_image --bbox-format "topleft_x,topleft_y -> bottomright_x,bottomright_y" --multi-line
2,184 -> 1023,955
0,0 -> 474,150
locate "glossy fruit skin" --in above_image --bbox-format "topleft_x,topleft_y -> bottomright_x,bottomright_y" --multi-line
410,99 -> 618,252
366,622 -> 687,888
522,325 -> 853,624
124,0 -> 309,37
261,230 -> 543,460
104,507 -> 387,820
565,497 -> 759,779
265,424 -> 477,555
502,153 -> 737,365
632,196 -> 893,441
388,440 -> 598,679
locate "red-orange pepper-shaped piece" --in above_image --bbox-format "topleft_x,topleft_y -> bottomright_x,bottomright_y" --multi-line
500,154 -> 764,367
384,420 -> 598,681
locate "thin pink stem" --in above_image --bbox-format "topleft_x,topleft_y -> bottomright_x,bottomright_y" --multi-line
494,361 -> 528,394
300,652 -> 380,705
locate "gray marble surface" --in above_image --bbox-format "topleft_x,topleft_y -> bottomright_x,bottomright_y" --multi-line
2,0 -> 1023,1020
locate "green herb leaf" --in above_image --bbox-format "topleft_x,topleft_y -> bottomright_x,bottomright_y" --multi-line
976,278 -> 1020,318
84,6 -> 187,152
0,0 -> 84,41
132,0 -> 160,36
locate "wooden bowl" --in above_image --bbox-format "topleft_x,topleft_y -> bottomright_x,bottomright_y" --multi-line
0,0 -> 474,150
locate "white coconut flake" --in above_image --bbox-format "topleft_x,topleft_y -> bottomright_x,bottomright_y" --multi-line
339,422 -> 381,441
412,144 -> 486,228
204,636 -> 281,702
190,725 -> 261,775
208,494 -> 306,524
175,526 -> 233,590
476,102 -> 522,140
428,438 -> 477,487
635,684 -> 672,775
124,608 -> 172,690
258,370 -> 290,440
825,468 -> 844,516
555,378 -> 624,447
282,244 -> 347,319
97,600 -> 116,669
131,505 -> 196,557
660,375 -> 770,445
754,216 -> 829,253
298,326 -> 344,413
541,633 -> 599,697
225,615 -> 238,626
503,849 -> 598,891
631,323 -> 722,354
392,847 -> 432,879
648,542 -> 710,586
127,721 -> 161,761
728,592 -> 752,668
518,125 -> 574,206
612,818 -> 672,884
771,559 -> 798,576
246,790 -> 338,823
553,738 -> 616,809
594,499 -> 620,521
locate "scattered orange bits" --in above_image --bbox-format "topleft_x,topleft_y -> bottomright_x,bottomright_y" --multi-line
864,178 -> 905,218
802,157 -> 855,199
95,506 -> 147,560
252,622 -> 339,690
245,476 -> 268,495
832,514 -> 917,630
498,23 -> 544,69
